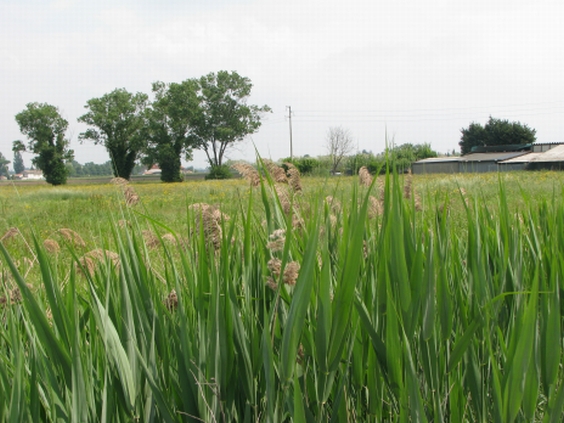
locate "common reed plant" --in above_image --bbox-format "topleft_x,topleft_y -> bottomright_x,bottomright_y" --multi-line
2,172 -> 564,421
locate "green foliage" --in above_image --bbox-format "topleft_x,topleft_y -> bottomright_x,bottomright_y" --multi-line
205,164 -> 232,180
345,143 -> 437,175
460,116 -> 536,155
5,172 -> 564,421
12,150 -> 24,174
144,80 -> 200,182
0,152 -> 10,177
78,88 -> 148,180
389,142 -> 438,173
66,160 -> 115,177
345,152 -> 382,175
14,102 -> 73,185
188,70 -> 271,168
283,156 -> 324,175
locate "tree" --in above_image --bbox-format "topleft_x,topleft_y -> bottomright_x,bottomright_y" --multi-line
459,117 -> 536,155
144,80 -> 200,182
14,103 -> 74,185
0,152 -> 10,178
326,126 -> 354,174
188,71 -> 271,174
78,88 -> 148,180
12,150 -> 24,174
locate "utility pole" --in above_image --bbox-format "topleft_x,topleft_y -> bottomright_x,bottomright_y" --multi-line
286,106 -> 293,159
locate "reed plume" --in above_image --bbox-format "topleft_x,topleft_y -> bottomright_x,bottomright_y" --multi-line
43,239 -> 60,254
124,186 -> 139,207
283,162 -> 302,192
110,177 -> 129,186
58,228 -> 86,248
232,163 -> 260,187
267,229 -> 286,252
359,166 -> 372,187
142,230 -> 160,249
1,227 -> 19,243
189,203 -> 225,250
263,159 -> 288,183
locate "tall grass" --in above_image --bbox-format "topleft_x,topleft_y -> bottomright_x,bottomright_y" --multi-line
1,171 -> 564,421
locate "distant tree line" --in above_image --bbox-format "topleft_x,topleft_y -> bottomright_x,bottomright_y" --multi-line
66,161 -> 112,177
282,142 -> 438,176
12,70 -> 270,185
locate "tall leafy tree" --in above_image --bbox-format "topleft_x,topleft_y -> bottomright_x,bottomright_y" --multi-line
188,71 -> 271,173
144,80 -> 200,182
14,103 -> 74,185
12,149 -> 24,174
0,152 -> 10,178
78,88 -> 148,180
459,117 -> 536,155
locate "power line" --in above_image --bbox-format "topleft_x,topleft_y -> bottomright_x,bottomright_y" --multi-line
288,102 -> 564,123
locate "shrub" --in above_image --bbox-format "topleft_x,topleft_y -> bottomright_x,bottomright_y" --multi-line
205,164 -> 232,180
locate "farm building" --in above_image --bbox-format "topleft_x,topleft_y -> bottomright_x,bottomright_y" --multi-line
497,144 -> 564,171
411,157 -> 460,174
412,143 -> 564,174
459,151 -> 528,173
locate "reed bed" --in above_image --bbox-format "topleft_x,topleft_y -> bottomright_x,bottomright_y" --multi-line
1,172 -> 564,421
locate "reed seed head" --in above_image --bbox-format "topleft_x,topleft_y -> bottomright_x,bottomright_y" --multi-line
267,229 -> 286,252
284,162 -> 302,192
124,186 -> 140,207
142,230 -> 160,249
58,228 -> 86,248
232,163 -> 260,187
43,239 -> 60,254
110,177 -> 129,186
283,261 -> 300,286
1,227 -> 19,242
264,159 -> 288,183
189,203 -> 224,250
359,166 -> 373,187
164,289 -> 178,311
368,196 -> 383,218
275,185 -> 292,215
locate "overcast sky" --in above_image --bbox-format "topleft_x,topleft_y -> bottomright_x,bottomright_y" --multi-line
2,0 -> 563,170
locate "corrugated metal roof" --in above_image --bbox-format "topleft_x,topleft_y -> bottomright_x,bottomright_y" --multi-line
499,152 -> 544,164
460,152 -> 526,162
414,157 -> 460,164
532,144 -> 564,162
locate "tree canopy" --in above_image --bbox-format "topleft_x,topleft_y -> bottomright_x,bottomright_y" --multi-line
0,152 -> 10,178
143,80 -> 200,182
12,150 -> 24,174
188,71 -> 271,170
78,88 -> 148,180
14,102 -> 74,185
459,117 -> 536,155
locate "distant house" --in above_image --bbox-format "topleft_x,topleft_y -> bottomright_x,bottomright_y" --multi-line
143,165 -> 162,175
22,170 -> 44,180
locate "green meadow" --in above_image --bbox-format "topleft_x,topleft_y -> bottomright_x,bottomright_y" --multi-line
1,169 -> 564,421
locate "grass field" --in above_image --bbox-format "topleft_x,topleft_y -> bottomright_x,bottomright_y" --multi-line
1,169 -> 564,421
